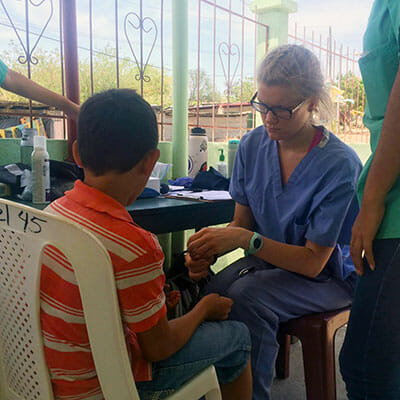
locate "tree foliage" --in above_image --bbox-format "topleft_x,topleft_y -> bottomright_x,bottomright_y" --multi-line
339,71 -> 365,112
1,42 -> 255,109
230,76 -> 255,103
187,70 -> 255,105
188,69 -> 223,105
1,42 -> 173,106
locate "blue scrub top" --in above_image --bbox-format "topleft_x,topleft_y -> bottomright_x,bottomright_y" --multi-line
230,126 -> 363,280
0,60 -> 8,86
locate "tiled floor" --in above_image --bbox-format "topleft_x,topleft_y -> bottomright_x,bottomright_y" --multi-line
271,325 -> 348,400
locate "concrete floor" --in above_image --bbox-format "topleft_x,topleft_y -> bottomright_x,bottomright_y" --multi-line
271,326 -> 348,400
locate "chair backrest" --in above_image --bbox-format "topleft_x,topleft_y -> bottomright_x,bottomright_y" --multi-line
0,199 -> 139,400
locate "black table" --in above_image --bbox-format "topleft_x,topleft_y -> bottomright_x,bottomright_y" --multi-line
127,197 -> 235,234
10,196 -> 235,235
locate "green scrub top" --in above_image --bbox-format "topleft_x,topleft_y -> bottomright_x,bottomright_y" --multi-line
0,60 -> 8,86
358,0 -> 400,239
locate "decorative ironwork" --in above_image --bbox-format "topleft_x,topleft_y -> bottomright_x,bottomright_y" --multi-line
0,0 -> 54,65
218,42 -> 240,96
124,10 -> 158,88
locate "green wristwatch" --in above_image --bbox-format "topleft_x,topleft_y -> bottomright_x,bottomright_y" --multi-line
247,232 -> 263,255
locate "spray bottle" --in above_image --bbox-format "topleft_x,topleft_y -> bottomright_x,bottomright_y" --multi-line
31,135 -> 50,204
216,148 -> 228,178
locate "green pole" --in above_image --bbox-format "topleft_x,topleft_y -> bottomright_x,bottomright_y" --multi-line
172,0 -> 188,179
171,0 -> 189,256
251,0 -> 297,125
251,0 -> 297,58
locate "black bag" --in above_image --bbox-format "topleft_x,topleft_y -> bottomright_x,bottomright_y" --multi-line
191,167 -> 230,191
49,160 -> 84,201
0,163 -> 28,195
165,252 -> 212,319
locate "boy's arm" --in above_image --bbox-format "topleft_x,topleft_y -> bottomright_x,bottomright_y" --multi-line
2,68 -> 79,119
137,293 -> 232,362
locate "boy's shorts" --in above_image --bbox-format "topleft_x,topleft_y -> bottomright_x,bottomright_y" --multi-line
136,320 -> 251,400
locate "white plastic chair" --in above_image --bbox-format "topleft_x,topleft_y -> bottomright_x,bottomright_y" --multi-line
0,198 -> 222,400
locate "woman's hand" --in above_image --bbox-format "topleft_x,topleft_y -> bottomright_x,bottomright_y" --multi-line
64,101 -> 80,120
350,200 -> 385,275
187,227 -> 251,261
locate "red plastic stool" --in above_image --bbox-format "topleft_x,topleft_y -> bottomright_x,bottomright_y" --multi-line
275,306 -> 351,400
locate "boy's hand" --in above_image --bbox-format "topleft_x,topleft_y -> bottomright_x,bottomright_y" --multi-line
164,284 -> 181,310
198,293 -> 233,321
184,253 -> 212,281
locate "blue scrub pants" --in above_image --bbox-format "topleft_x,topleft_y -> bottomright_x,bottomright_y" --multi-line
203,256 -> 355,400
340,239 -> 400,400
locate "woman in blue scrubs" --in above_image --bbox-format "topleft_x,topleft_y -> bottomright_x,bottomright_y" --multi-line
185,44 -> 362,400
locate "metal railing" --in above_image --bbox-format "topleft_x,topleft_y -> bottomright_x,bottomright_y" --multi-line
0,0 -> 67,139
289,24 -> 369,144
187,0 -> 267,142
0,2 -> 368,146
0,0 -> 170,142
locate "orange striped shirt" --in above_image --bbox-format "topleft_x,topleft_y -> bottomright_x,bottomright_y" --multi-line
40,180 -> 166,400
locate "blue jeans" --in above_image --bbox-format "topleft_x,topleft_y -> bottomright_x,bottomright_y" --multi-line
203,256 -> 355,400
136,320 -> 251,400
340,239 -> 400,399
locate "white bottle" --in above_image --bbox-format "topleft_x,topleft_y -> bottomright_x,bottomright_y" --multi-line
216,148 -> 228,178
188,127 -> 208,178
31,136 -> 50,204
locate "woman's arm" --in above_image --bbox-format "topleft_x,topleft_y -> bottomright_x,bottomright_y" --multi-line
185,203 -> 255,279
188,202 -> 334,278
350,65 -> 400,274
2,68 -> 79,119
229,202 -> 255,229
187,226 -> 334,278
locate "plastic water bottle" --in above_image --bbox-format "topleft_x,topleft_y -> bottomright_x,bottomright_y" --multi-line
188,127 -> 208,178
32,135 -> 50,204
20,127 -> 37,166
228,139 -> 240,178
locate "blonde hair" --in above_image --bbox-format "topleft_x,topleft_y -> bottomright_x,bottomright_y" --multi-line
257,44 -> 332,122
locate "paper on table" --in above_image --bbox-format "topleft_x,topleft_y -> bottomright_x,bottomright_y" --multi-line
168,185 -> 185,191
165,190 -> 232,201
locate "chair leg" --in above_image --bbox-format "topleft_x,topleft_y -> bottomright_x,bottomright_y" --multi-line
297,323 -> 337,400
275,332 -> 291,379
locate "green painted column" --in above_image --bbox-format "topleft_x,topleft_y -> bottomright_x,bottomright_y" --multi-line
172,0 -> 188,179
171,0 -> 189,257
251,0 -> 297,61
251,0 -> 297,125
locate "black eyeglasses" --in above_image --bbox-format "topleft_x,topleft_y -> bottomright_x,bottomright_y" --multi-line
250,92 -> 307,120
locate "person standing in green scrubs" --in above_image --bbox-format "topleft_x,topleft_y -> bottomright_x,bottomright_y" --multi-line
339,1 -> 400,398
0,59 -> 79,118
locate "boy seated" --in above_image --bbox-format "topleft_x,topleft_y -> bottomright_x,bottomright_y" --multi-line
40,88 -> 252,400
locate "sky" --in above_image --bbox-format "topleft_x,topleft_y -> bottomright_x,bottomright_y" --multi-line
0,1 -> 376,56
289,0 -> 375,52
0,0 -> 377,88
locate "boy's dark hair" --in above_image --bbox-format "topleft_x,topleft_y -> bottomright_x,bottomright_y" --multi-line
77,88 -> 158,176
